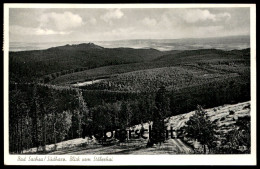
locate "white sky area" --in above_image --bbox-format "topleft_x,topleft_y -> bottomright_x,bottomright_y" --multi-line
9,8 -> 250,42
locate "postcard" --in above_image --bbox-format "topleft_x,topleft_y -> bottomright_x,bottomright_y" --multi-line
3,3 -> 257,165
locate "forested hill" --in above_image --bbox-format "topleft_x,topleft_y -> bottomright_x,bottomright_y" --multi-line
9,42 -> 250,84
9,43 -> 171,83
154,48 -> 250,63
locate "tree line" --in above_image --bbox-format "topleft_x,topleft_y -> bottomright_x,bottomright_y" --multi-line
9,84 -> 90,153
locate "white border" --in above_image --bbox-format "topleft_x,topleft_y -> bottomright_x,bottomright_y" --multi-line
4,3 -> 257,166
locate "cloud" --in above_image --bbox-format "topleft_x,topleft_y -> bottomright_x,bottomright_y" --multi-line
35,28 -> 70,35
100,9 -> 124,23
10,25 -> 35,35
189,25 -> 224,37
39,11 -> 83,32
10,25 -> 70,36
197,25 -> 223,32
9,8 -> 247,42
180,9 -> 231,23
110,27 -> 135,34
89,18 -> 97,25
142,17 -> 157,26
216,12 -> 231,21
181,9 -> 216,23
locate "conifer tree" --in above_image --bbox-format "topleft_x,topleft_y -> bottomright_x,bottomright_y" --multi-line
149,86 -> 170,146
182,105 -> 217,153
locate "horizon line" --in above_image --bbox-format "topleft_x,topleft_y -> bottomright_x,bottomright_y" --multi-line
10,34 -> 250,44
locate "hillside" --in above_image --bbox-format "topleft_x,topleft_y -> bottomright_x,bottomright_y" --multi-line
49,48 -> 250,87
22,101 -> 250,155
154,48 -> 250,63
9,43 -> 169,83
9,42 -> 249,84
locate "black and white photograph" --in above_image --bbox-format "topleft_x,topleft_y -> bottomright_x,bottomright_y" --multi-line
4,3 -> 256,165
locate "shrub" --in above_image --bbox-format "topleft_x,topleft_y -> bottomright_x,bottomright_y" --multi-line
220,117 -> 226,121
229,110 -> 235,115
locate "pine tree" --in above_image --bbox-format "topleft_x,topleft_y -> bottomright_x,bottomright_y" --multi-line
30,85 -> 39,150
222,116 -> 250,153
149,86 -> 170,146
182,105 -> 218,153
75,89 -> 91,139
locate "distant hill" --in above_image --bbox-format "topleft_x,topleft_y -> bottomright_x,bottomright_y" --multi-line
95,35 -> 250,51
9,42 -> 250,83
154,48 -> 250,64
9,43 -> 170,83
48,43 -> 105,50
10,35 -> 250,52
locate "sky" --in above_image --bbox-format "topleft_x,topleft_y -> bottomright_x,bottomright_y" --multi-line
9,7 -> 250,43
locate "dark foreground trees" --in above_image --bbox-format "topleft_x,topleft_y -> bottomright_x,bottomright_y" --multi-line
182,105 -> 218,153
218,116 -> 251,154
147,86 -> 170,147
9,84 -> 91,153
181,105 -> 251,154
9,80 -> 250,154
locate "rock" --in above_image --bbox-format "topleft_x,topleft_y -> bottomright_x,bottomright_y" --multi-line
233,115 -> 238,121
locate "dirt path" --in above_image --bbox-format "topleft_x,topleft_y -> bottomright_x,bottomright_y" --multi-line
175,139 -> 193,153
48,134 -> 194,155
48,140 -> 148,155
48,115 -> 194,155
